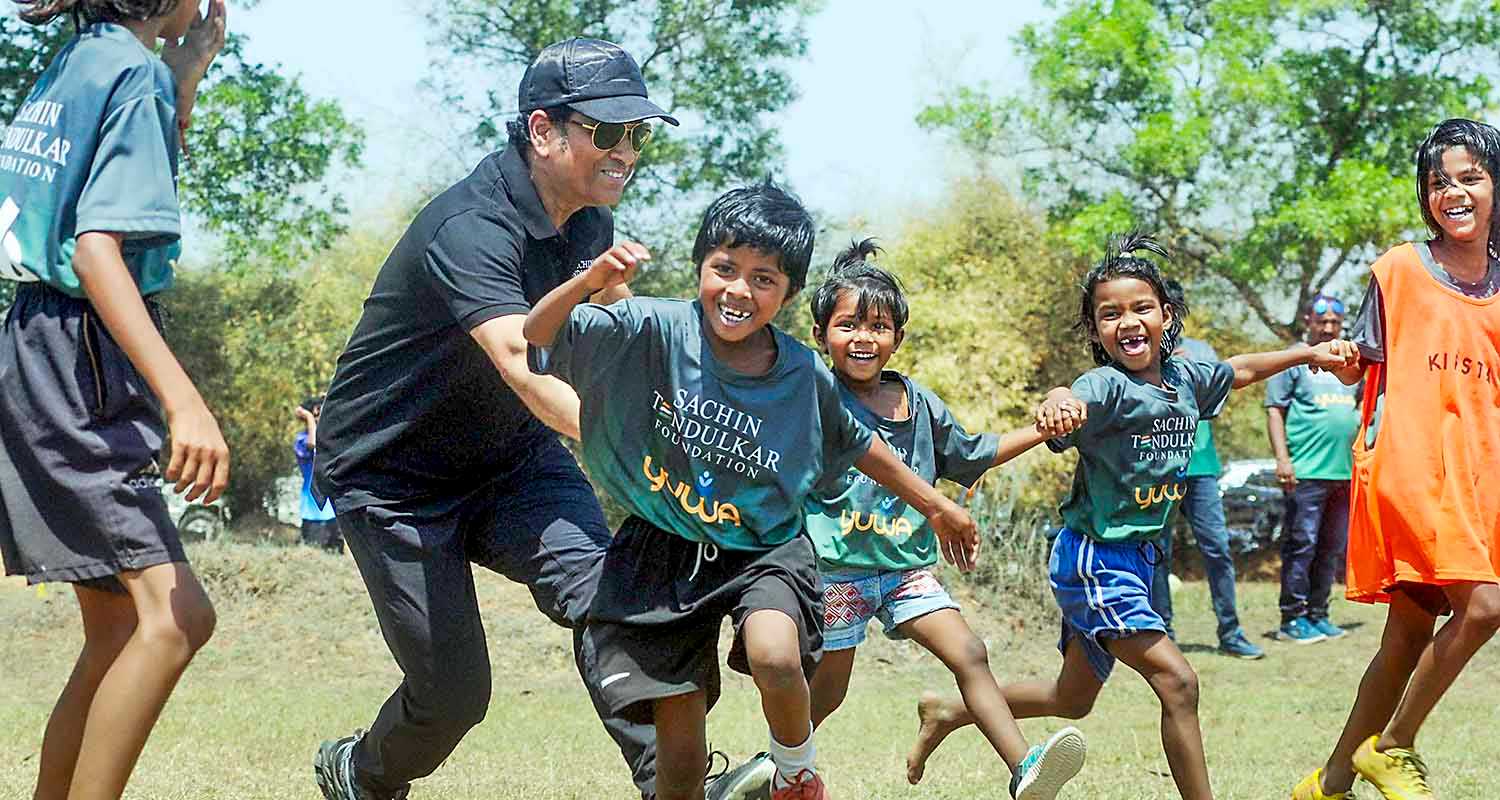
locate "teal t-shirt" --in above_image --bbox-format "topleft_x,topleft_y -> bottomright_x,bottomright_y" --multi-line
1264,363 -> 1360,480
0,24 -> 181,298
1048,357 -> 1236,543
804,372 -> 998,572
543,298 -> 875,551
1176,337 -> 1222,477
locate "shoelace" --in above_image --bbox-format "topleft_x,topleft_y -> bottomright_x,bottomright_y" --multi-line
1388,749 -> 1431,793
703,749 -> 731,785
775,769 -> 822,800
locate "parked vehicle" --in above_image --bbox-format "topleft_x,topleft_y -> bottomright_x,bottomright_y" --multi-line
1216,458 -> 1284,553
163,488 -> 230,542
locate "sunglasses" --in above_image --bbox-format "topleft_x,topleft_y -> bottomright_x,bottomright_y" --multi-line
1310,297 -> 1345,316
570,119 -> 653,153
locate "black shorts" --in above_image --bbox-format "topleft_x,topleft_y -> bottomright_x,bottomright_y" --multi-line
583,517 -> 824,724
0,285 -> 184,592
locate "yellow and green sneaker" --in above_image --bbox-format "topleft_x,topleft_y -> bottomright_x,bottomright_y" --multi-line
1352,736 -> 1433,800
1291,769 -> 1354,800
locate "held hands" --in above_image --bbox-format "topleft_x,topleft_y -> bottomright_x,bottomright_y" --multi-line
584,241 -> 650,294
1307,338 -> 1359,372
165,394 -> 230,504
1034,393 -> 1086,438
930,497 -> 980,573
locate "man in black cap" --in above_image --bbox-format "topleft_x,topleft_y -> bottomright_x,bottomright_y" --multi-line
309,38 -> 734,800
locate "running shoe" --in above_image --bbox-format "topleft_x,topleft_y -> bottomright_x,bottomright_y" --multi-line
1352,735 -> 1433,800
1010,726 -> 1087,800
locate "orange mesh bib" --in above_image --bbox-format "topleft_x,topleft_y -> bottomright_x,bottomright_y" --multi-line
1346,243 -> 1500,603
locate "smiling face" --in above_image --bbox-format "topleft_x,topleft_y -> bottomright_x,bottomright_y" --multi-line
817,290 -> 904,388
698,245 -> 791,347
1426,146 -> 1496,245
1089,276 -> 1173,377
533,111 -> 640,211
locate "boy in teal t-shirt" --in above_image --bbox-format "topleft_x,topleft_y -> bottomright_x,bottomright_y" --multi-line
525,183 -> 980,800
1266,293 -> 1362,643
800,241 -> 1088,800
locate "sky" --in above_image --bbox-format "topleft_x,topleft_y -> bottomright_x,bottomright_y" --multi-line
227,0 -> 1055,228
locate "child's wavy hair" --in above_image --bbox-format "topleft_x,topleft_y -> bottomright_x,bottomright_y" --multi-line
692,179 -> 815,295
14,0 -> 182,26
1077,232 -> 1185,367
1415,118 -> 1500,258
808,238 -> 909,333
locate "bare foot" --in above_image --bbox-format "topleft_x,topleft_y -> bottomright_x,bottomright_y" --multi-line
906,690 -> 967,784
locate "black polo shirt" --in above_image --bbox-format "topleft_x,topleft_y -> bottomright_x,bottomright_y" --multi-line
315,147 -> 612,510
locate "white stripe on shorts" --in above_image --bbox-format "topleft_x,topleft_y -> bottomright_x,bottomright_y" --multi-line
1078,537 -> 1128,631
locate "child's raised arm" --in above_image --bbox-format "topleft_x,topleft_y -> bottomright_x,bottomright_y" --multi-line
988,386 -> 1086,468
523,241 -> 649,347
855,438 -> 980,572
1228,340 -> 1359,389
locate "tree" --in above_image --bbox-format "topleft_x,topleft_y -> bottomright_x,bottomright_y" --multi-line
0,11 -> 363,274
918,0 -> 1500,339
428,0 -> 813,294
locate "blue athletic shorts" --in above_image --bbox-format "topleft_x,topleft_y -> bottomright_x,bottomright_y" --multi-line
1050,527 -> 1166,682
821,566 -> 959,650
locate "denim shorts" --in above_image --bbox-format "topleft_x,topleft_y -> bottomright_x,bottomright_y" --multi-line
820,566 -> 959,650
1050,527 -> 1166,682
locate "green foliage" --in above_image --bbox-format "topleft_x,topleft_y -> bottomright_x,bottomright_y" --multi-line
180,39 -> 365,269
428,0 -> 815,285
163,217 -> 395,514
876,177 -> 1092,511
919,0 -> 1500,340
0,19 -> 363,274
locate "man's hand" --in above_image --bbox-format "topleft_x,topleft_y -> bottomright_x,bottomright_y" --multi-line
583,241 -> 650,294
930,497 -> 979,573
1275,458 -> 1297,492
1308,338 -> 1359,372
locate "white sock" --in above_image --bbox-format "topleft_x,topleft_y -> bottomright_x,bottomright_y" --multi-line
768,727 -> 816,788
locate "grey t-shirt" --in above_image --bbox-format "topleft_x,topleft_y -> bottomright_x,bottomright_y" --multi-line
0,23 -> 181,297
543,297 -> 875,551
1046,357 -> 1236,543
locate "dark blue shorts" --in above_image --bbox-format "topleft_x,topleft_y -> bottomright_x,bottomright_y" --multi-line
1050,527 -> 1166,682
0,285 -> 184,591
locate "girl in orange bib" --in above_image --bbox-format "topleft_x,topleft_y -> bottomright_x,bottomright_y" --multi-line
1292,119 -> 1500,800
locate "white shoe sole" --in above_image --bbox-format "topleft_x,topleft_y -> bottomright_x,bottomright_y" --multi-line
708,757 -> 776,800
1016,727 -> 1087,800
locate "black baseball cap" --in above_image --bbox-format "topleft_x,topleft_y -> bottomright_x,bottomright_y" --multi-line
518,38 -> 680,126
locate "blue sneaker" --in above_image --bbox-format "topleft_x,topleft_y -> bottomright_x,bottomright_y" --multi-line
1217,630 -> 1265,660
1010,726 -> 1087,800
1277,617 -> 1327,645
1310,618 -> 1346,639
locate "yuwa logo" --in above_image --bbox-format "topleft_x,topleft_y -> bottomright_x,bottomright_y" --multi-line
838,510 -> 914,538
1133,482 -> 1186,511
642,455 -> 742,526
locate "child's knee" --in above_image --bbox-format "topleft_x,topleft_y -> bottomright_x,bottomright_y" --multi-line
750,649 -> 806,692
181,595 -> 217,652
1056,689 -> 1098,719
1150,663 -> 1199,712
136,594 -> 215,658
951,635 -> 990,673
1460,588 -> 1500,636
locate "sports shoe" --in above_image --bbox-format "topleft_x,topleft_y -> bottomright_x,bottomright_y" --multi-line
706,751 -> 775,800
771,768 -> 828,800
315,731 -> 369,800
1291,768 -> 1355,799
1010,726 -> 1087,800
1277,617 -> 1327,644
1218,630 -> 1266,660
1352,736 -> 1434,800
1310,618 -> 1346,639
